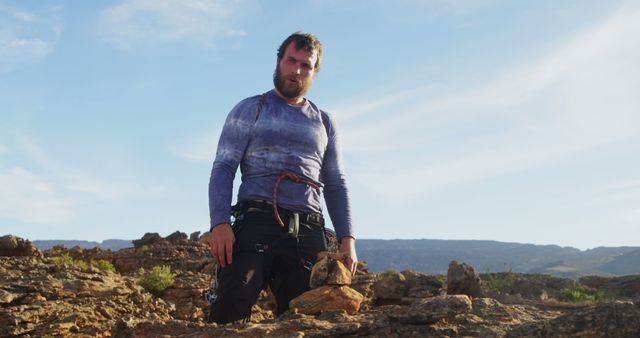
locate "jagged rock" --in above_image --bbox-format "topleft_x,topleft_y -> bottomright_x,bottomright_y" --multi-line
309,251 -> 352,288
387,294 -> 473,324
0,235 -> 42,257
581,275 -> 640,299
189,231 -> 201,242
0,257 -> 174,337
289,285 -> 364,315
133,233 -> 163,248
373,271 -> 406,301
447,261 -> 482,297
472,297 -> 517,323
199,231 -> 212,245
506,301 -> 640,337
113,239 -> 210,273
0,289 -> 19,304
401,270 -> 445,298
165,231 -> 188,245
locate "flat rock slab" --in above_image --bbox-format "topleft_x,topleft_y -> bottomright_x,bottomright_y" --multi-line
290,285 -> 364,315
387,294 -> 472,324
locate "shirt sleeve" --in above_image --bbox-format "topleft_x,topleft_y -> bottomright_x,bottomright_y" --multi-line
320,111 -> 354,239
208,97 -> 258,230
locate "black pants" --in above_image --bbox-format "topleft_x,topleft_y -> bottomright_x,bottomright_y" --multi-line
208,206 -> 326,324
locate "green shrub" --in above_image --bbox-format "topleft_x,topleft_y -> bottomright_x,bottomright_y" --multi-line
74,259 -> 88,269
378,268 -> 398,280
139,265 -> 176,296
560,286 -> 603,303
50,253 -> 74,266
93,259 -> 116,273
483,272 -> 518,294
140,245 -> 150,252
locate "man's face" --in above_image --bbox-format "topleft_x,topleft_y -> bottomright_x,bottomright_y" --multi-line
273,42 -> 318,101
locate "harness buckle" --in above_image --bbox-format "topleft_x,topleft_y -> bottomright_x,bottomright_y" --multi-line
255,243 -> 268,253
301,259 -> 314,271
288,213 -> 299,237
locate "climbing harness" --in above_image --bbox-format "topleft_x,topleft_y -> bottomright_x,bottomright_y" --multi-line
207,92 -> 336,307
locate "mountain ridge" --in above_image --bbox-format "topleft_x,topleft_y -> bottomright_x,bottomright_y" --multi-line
31,237 -> 640,278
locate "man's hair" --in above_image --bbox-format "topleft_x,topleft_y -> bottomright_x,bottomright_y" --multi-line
277,32 -> 323,72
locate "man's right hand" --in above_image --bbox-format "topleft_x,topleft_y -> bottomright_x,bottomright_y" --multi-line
209,223 -> 235,267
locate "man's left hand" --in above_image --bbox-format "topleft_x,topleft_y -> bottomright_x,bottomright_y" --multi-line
339,237 -> 358,276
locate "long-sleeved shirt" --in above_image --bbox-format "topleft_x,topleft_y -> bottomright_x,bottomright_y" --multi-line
208,90 -> 353,239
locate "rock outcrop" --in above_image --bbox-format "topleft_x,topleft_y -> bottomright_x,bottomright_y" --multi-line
447,260 -> 483,297
0,235 -> 42,257
3,233 -> 640,337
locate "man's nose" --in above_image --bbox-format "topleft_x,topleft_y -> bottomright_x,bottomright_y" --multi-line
295,67 -> 301,75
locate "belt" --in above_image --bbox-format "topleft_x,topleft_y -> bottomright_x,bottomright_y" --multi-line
239,200 -> 324,226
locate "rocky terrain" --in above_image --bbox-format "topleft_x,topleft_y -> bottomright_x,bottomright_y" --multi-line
2,233 -> 640,337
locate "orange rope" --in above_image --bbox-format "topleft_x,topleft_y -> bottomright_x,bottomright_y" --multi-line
272,171 -> 321,227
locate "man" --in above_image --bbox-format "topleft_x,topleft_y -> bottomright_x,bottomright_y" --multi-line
208,32 -> 356,324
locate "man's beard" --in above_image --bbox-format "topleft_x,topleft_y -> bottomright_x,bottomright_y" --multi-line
273,63 -> 313,100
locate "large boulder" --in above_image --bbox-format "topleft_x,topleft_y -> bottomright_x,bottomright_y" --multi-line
0,235 -> 42,257
447,261 -> 482,297
373,271 -> 407,301
289,285 -> 364,315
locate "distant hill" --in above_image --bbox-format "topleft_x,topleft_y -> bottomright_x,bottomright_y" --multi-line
598,248 -> 640,275
33,239 -> 133,251
31,237 -> 639,278
356,239 -> 639,277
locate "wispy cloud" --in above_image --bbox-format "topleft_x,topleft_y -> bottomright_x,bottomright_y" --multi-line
0,4 -> 62,72
169,128 -> 220,162
0,167 -> 75,224
97,0 -> 253,49
336,3 -> 640,202
0,131 -> 166,225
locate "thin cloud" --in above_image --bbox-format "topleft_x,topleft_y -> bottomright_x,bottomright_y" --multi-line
0,4 -> 62,72
97,0 -> 253,49
169,127 -> 221,162
340,4 -> 640,202
0,167 -> 75,224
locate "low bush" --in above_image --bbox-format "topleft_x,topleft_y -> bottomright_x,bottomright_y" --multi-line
92,259 -> 116,273
560,286 -> 603,303
483,272 -> 518,294
378,268 -> 398,279
49,253 -> 74,266
139,265 -> 176,296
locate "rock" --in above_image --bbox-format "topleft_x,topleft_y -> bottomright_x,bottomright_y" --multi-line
401,270 -> 445,298
387,294 -> 473,324
165,231 -> 188,245
132,233 -> 163,248
447,261 -> 482,297
472,297 -> 516,322
506,301 -> 640,337
199,231 -> 212,245
0,256 -> 174,337
0,289 -> 19,304
581,275 -> 640,299
189,231 -> 201,242
0,235 -> 42,257
309,251 -> 352,288
289,285 -> 364,315
373,271 -> 406,301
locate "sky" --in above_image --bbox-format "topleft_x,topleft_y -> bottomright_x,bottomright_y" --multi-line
1,0 -> 639,250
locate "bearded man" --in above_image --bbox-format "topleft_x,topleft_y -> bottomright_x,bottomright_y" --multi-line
207,32 -> 357,324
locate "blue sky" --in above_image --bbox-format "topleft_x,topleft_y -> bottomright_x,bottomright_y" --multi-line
1,0 -> 639,250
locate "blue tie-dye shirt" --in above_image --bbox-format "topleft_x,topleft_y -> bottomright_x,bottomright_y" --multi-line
208,90 -> 353,239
